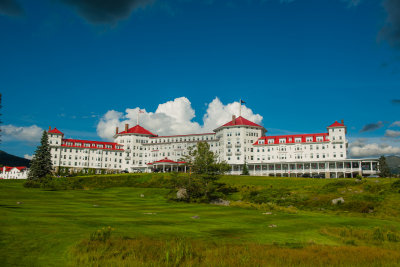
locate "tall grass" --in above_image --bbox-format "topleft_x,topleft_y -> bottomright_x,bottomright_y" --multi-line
320,226 -> 400,247
71,235 -> 400,267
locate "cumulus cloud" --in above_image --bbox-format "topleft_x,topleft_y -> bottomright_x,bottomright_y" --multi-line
349,139 -> 400,157
359,121 -> 384,132
0,0 -> 24,17
202,97 -> 263,131
380,0 -> 400,49
1,124 -> 43,142
390,121 -> 400,127
96,97 -> 263,141
59,0 -> 154,24
385,129 -> 400,137
24,154 -> 33,160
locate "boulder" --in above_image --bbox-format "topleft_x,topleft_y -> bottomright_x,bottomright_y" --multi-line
210,198 -> 230,206
332,197 -> 345,205
176,188 -> 188,199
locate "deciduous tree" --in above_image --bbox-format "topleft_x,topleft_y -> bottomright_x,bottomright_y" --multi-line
180,142 -> 231,202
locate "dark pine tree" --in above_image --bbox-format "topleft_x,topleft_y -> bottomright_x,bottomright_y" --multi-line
242,161 -> 249,175
378,155 -> 391,178
28,131 -> 53,181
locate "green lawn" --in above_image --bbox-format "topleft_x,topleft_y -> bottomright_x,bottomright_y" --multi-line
1,177 -> 400,266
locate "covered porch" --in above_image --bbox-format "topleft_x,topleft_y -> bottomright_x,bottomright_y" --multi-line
147,158 -> 187,173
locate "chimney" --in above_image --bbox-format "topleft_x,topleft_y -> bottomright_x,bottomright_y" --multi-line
49,126 -> 51,131
125,124 -> 129,132
232,115 -> 236,124
116,127 -> 119,134
341,119 -> 344,124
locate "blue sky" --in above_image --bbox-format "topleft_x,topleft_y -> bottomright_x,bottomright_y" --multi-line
1,0 -> 400,158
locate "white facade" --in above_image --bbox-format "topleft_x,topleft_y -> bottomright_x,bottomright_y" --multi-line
48,127 -> 124,174
48,116 -> 379,177
1,166 -> 29,179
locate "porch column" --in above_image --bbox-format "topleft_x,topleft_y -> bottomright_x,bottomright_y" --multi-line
350,161 -> 353,178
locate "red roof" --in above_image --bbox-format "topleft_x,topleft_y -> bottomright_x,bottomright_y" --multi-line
2,166 -> 13,172
254,133 -> 329,145
221,116 -> 263,128
328,121 -> 345,128
118,125 -> 157,136
62,139 -> 124,151
48,127 -> 63,135
147,158 -> 186,165
150,133 -> 215,139
2,166 -> 27,172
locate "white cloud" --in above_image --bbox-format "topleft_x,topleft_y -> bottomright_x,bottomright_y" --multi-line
24,154 -> 33,160
349,139 -> 400,157
390,121 -> 400,127
203,97 -> 263,131
1,125 -> 43,142
96,97 -> 263,141
385,129 -> 400,138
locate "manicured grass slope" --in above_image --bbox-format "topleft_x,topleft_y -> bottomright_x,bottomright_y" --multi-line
1,176 -> 400,266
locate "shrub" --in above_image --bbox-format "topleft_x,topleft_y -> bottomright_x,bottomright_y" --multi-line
23,180 -> 41,188
90,226 -> 114,242
321,180 -> 359,192
342,200 -> 374,213
391,180 -> 400,190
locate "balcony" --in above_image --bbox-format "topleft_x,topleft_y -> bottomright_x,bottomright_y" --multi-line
226,152 -> 232,156
125,157 -> 131,160
235,143 -> 241,147
226,144 -> 232,148
235,151 -> 242,155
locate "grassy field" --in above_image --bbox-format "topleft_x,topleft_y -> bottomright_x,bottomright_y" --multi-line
1,175 -> 400,266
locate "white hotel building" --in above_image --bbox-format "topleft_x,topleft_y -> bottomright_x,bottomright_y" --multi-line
48,116 -> 378,178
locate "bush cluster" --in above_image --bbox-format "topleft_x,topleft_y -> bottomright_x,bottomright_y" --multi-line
90,226 -> 114,242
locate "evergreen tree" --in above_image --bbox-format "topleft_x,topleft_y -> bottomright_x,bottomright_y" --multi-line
378,155 -> 391,178
242,161 -> 249,175
28,131 -> 53,181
